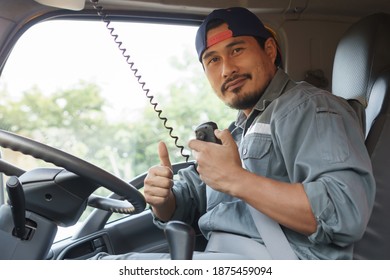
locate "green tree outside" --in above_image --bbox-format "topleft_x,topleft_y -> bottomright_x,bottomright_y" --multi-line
0,48 -> 237,183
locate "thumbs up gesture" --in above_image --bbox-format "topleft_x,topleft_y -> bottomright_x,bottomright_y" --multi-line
144,142 -> 176,221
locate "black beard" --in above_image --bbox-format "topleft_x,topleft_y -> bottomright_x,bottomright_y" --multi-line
226,89 -> 262,110
221,74 -> 263,110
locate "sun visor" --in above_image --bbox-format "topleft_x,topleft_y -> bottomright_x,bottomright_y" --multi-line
34,0 -> 85,11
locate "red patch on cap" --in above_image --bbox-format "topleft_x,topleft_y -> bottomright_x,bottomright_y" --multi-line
207,29 -> 233,48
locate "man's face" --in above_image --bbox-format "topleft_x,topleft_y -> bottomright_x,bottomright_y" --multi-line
201,23 -> 277,114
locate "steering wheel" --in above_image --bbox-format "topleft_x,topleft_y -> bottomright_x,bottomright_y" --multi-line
0,129 -> 146,214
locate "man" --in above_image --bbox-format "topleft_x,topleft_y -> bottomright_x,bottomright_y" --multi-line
93,7 -> 375,260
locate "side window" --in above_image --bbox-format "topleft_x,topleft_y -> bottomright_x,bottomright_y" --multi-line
0,19 -> 237,239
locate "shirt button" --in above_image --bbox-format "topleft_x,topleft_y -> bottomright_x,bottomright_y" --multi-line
243,148 -> 247,155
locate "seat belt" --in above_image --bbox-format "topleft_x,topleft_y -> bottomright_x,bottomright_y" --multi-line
248,205 -> 298,259
228,120 -> 298,260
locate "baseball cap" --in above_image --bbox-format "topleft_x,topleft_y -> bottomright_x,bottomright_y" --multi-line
195,7 -> 282,66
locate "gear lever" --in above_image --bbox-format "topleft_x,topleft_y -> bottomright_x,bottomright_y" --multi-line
164,220 -> 195,260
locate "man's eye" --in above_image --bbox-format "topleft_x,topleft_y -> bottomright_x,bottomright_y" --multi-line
207,57 -> 219,65
232,48 -> 244,55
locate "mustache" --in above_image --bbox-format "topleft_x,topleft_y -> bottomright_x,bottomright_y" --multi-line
221,73 -> 252,94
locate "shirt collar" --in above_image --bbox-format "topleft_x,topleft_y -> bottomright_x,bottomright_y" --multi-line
235,69 -> 291,128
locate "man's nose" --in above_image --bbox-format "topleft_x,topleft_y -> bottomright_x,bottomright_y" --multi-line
222,59 -> 239,79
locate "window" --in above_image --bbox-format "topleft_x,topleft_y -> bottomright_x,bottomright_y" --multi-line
0,18 -> 236,240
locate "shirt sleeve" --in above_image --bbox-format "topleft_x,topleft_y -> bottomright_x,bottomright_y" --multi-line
274,92 -> 376,247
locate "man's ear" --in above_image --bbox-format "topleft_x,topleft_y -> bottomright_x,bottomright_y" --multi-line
264,37 -> 278,65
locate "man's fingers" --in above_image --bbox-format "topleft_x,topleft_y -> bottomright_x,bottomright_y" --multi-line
158,141 -> 172,170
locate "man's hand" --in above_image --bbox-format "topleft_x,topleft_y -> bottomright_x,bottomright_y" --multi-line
188,129 -> 242,194
144,141 -> 175,221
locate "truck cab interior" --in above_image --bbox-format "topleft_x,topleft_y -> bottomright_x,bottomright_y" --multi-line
0,0 -> 389,260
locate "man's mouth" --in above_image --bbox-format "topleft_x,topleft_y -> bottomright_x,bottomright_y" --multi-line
222,74 -> 251,94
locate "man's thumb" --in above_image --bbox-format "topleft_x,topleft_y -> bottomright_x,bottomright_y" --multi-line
158,141 -> 172,169
214,129 -> 233,145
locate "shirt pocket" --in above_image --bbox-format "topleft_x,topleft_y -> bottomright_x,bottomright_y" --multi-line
240,133 -> 273,176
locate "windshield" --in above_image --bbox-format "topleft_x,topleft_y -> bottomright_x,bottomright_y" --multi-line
0,18 -> 237,239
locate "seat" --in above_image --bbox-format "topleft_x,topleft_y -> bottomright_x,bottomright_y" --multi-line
332,13 -> 390,259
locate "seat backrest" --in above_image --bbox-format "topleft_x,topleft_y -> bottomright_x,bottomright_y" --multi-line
332,13 -> 390,259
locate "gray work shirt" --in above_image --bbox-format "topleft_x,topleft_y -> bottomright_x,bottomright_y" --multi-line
154,69 -> 376,260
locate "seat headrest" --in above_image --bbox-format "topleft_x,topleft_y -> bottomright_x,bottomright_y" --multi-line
332,13 -> 390,107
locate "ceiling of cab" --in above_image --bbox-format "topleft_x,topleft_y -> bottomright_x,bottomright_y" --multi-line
87,0 -> 390,19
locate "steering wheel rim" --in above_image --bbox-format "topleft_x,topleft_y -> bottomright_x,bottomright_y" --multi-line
0,129 -> 146,213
